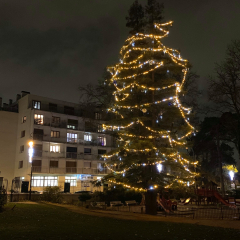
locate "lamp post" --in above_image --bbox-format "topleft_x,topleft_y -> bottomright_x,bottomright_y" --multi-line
28,141 -> 33,200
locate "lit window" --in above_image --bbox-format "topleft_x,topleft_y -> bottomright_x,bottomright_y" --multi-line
33,101 -> 41,110
98,136 -> 106,146
95,112 -> 102,120
32,176 -> 58,187
50,145 -> 60,153
34,114 -> 43,125
52,116 -> 60,123
65,176 -> 77,186
67,133 -> 77,143
84,134 -> 92,141
51,131 -> 60,138
22,116 -> 27,123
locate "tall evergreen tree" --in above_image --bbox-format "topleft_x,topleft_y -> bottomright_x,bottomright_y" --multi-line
103,21 -> 198,191
145,0 -> 164,31
126,0 -> 145,34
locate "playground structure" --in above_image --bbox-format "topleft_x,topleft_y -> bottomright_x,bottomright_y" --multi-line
196,188 -> 238,207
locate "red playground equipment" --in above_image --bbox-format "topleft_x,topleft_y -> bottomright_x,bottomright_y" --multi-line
196,188 -> 236,207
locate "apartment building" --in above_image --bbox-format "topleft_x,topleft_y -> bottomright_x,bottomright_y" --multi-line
0,92 -> 112,193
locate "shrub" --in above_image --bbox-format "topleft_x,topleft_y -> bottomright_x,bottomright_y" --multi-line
0,187 -> 7,212
92,186 -> 142,205
41,186 -> 63,203
78,193 -> 92,203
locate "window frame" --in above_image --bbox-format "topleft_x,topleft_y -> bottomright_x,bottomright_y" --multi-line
51,131 -> 60,138
22,116 -> 27,123
97,136 -> 106,146
34,114 -> 43,125
21,130 -> 25,138
33,100 -> 41,110
18,161 -> 23,169
50,145 -> 60,153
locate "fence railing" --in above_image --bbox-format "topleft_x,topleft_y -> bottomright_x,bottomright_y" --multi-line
32,134 -> 111,147
32,166 -> 109,174
31,151 -> 105,160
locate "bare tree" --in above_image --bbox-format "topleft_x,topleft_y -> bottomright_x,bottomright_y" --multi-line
208,40 -> 240,159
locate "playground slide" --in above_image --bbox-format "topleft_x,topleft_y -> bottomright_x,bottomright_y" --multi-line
158,200 -> 170,213
213,191 -> 235,207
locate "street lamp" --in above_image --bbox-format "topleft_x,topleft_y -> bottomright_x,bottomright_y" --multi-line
229,170 -> 234,181
28,141 -> 34,200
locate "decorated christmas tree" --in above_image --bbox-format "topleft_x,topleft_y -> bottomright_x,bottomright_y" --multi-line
103,21 -> 198,192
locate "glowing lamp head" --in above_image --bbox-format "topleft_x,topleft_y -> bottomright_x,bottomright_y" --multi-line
28,141 -> 33,147
229,171 -> 234,181
157,163 -> 163,173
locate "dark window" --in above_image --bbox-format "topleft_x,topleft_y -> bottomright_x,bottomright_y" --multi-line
66,147 -> 77,159
51,131 -> 60,138
85,122 -> 96,132
66,147 -> 77,152
66,161 -> 77,173
95,112 -> 102,120
98,124 -> 103,132
33,129 -> 44,141
32,160 -> 42,172
20,145 -> 24,153
52,116 -> 60,123
98,149 -> 106,155
49,103 -> 57,112
34,144 -> 42,157
84,162 -> 91,168
84,148 -> 91,154
64,106 -> 74,115
22,116 -> 27,123
67,119 -> 78,129
21,130 -> 25,138
18,161 -> 23,169
50,161 -> 58,168
33,100 -> 41,110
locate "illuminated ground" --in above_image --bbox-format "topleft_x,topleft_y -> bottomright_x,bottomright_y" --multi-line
0,203 -> 240,240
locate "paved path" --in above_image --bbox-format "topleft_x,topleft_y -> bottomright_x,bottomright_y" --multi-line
47,203 -> 240,230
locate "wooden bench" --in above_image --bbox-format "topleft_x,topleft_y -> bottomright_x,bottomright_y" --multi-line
110,201 -> 123,207
125,200 -> 137,206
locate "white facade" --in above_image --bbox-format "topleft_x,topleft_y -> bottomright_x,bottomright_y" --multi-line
0,93 -> 112,192
0,111 -> 18,189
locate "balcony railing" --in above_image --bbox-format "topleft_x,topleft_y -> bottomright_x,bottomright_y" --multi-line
66,152 -> 77,159
31,150 -> 105,160
32,166 -> 109,174
32,134 -> 111,147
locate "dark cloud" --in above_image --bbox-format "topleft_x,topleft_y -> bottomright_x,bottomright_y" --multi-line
0,0 -> 240,103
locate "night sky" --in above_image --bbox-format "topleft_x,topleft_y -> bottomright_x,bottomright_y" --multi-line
1,0 -> 240,104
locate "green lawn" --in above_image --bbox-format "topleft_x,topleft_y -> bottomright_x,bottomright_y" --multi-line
0,203 -> 239,240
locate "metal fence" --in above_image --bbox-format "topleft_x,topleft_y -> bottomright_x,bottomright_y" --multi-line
158,205 -> 240,220
90,204 -> 240,220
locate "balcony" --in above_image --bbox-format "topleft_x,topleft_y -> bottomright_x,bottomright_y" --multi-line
32,166 -> 109,175
66,152 -> 77,159
32,135 -> 111,147
34,117 -> 85,131
33,150 -> 42,157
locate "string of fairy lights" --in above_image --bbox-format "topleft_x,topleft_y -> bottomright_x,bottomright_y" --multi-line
104,21 -> 198,191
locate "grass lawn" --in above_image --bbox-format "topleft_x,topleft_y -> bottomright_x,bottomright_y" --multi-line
0,203 -> 240,240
